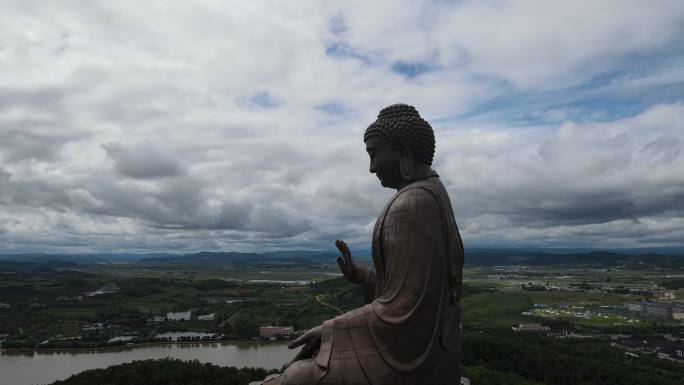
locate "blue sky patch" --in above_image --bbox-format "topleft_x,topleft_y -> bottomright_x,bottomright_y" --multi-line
325,42 -> 370,64
329,14 -> 347,36
391,61 -> 433,79
315,103 -> 348,115
250,91 -> 280,108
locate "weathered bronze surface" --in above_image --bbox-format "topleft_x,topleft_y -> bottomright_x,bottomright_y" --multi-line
280,104 -> 464,385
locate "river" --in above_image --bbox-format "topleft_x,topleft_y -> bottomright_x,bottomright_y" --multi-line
0,342 -> 292,385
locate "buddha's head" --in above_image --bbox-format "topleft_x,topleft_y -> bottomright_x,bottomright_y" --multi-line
364,104 -> 435,189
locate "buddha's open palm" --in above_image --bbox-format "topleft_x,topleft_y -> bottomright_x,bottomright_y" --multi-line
335,239 -> 358,283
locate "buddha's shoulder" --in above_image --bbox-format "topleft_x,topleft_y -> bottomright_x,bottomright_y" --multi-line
389,183 -> 441,214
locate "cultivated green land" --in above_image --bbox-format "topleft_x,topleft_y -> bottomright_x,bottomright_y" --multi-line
1,255 -> 683,384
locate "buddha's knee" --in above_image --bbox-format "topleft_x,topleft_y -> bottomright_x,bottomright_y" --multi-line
281,359 -> 316,385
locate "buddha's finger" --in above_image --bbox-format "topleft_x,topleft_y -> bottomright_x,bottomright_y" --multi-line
290,346 -> 308,363
297,339 -> 318,360
339,240 -> 351,259
335,239 -> 345,254
288,332 -> 310,349
335,241 -> 350,264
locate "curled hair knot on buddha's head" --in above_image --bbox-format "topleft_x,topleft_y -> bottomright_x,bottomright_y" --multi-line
363,103 -> 435,165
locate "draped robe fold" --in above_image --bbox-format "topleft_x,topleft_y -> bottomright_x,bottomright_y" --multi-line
284,173 -> 463,385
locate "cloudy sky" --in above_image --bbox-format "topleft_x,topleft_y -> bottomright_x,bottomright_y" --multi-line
1,1 -> 684,254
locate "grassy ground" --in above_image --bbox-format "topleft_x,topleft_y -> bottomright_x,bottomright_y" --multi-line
461,291 -> 532,328
464,365 -> 545,385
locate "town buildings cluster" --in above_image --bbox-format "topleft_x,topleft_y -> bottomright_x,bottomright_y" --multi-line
624,301 -> 684,320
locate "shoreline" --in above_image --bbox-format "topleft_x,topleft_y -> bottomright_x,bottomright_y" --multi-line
0,339 -> 289,354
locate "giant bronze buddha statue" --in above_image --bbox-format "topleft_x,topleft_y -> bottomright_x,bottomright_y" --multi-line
275,103 -> 464,385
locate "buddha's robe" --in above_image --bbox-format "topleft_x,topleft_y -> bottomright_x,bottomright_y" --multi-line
283,172 -> 463,385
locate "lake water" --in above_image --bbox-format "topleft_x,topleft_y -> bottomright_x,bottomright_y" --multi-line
0,342 -> 292,385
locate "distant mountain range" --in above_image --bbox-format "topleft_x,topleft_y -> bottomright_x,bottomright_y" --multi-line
0,250 -> 343,270
0,259 -> 82,273
139,251 -> 341,267
1,248 -> 683,270
463,249 -> 684,268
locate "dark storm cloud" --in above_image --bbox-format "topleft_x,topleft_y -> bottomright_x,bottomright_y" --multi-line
0,129 -> 84,162
76,175 -> 252,231
0,168 -> 71,209
246,207 -> 311,238
101,142 -> 185,179
0,165 -> 255,233
456,185 -> 684,228
0,87 -> 69,115
0,85 -> 87,163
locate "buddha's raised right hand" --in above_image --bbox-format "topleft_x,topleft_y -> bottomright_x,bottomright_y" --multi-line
335,239 -> 358,283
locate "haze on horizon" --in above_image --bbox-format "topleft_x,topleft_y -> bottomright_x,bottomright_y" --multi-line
1,1 -> 683,254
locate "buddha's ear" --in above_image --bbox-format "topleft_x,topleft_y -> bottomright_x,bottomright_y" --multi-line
399,142 -> 414,181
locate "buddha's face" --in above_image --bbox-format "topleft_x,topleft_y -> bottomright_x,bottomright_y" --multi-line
365,136 -> 402,189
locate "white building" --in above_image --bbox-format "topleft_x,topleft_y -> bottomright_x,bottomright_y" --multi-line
197,313 -> 215,321
85,284 -> 120,297
108,336 -> 135,343
259,326 -> 294,338
512,323 -> 550,333
82,323 -> 104,331
654,290 -> 676,300
167,311 -> 192,321
625,302 -> 644,312
673,305 -> 684,320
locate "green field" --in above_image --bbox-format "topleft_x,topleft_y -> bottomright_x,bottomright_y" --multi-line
461,291 -> 531,328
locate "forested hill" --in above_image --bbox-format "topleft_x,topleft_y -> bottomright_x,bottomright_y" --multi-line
49,359 -> 277,385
